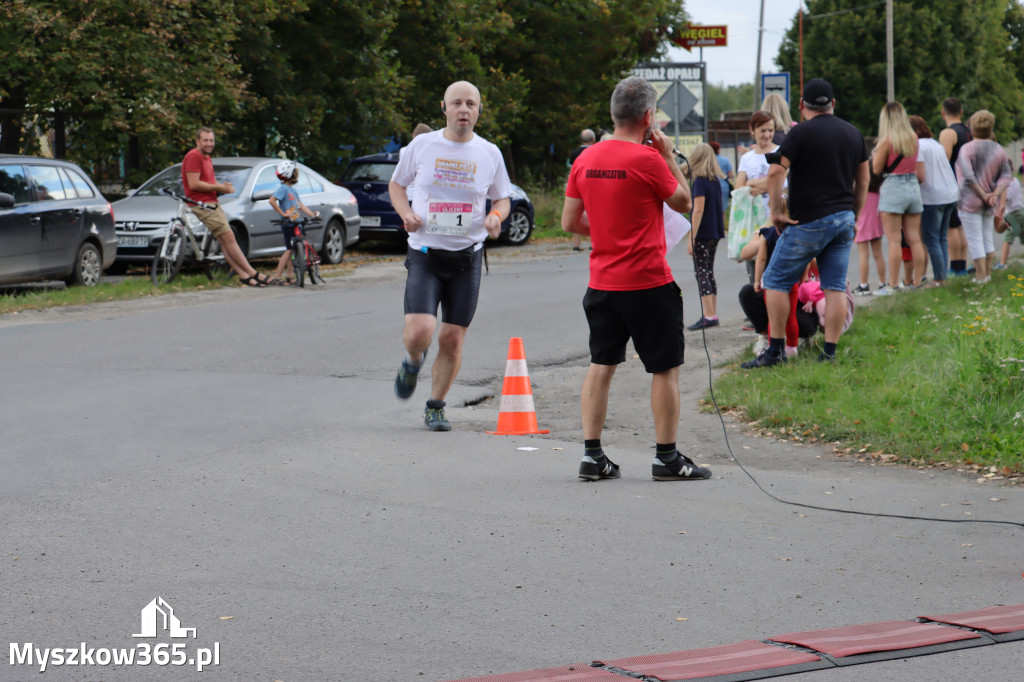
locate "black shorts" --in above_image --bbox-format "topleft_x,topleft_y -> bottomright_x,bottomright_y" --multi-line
583,282 -> 684,373
280,221 -> 300,249
403,246 -> 483,327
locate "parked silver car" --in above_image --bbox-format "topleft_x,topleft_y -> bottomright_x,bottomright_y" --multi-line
0,155 -> 116,286
111,158 -> 360,268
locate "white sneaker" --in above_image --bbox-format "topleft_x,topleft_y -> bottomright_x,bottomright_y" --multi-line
873,285 -> 893,296
752,336 -> 769,355
785,345 -> 799,358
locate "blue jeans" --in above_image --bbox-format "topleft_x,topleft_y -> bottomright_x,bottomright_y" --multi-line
763,211 -> 855,292
921,203 -> 955,281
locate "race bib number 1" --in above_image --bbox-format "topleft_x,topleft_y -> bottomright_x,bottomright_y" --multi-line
426,200 -> 473,236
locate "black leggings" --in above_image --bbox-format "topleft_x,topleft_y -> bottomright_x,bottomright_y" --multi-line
737,284 -> 820,338
693,238 -> 718,297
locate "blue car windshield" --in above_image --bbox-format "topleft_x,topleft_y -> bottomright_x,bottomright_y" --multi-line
135,165 -> 252,199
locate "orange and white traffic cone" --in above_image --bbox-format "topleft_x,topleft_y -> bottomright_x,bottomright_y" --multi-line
487,337 -> 549,436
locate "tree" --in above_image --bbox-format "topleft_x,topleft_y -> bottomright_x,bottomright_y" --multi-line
233,0 -> 406,178
487,0 -> 688,182
0,0 -> 274,184
706,82 -> 756,121
776,0 -> 1024,140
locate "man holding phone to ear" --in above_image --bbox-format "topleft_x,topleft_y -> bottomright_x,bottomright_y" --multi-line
388,80 -> 511,432
562,75 -> 712,483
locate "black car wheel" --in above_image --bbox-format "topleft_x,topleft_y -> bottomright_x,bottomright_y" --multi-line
67,242 -> 103,287
321,218 -> 346,264
500,206 -> 533,246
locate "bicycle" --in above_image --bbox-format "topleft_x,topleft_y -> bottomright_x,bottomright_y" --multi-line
275,216 -> 324,288
151,189 -> 232,285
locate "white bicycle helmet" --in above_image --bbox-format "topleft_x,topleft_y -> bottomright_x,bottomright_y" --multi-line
275,160 -> 297,180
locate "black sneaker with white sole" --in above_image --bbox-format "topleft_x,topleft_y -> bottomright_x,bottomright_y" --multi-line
578,454 -> 620,481
652,452 -> 712,481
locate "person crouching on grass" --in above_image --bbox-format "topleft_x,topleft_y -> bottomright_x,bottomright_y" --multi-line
269,160 -> 319,284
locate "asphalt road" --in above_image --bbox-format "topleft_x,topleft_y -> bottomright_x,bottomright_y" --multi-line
1,241 -> 1021,681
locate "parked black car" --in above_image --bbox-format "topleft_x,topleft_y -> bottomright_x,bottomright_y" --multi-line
339,153 -> 534,246
0,155 -> 116,287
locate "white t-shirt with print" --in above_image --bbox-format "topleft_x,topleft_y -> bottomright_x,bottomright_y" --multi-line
392,129 -> 512,251
738,146 -> 779,212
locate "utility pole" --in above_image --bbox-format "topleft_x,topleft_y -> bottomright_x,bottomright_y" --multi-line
754,0 -> 766,109
886,0 -> 894,102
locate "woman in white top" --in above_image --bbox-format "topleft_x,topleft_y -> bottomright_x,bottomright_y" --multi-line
735,110 -> 777,214
909,115 -> 959,286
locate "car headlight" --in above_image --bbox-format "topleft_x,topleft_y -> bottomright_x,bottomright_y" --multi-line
184,211 -> 205,232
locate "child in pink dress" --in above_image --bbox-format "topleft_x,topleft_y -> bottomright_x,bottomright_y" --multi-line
854,176 -> 887,295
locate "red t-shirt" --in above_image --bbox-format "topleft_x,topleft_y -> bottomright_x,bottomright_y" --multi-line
566,140 -> 678,291
182,148 -> 218,203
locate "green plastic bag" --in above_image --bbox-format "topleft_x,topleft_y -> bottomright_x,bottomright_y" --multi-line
727,186 -> 768,260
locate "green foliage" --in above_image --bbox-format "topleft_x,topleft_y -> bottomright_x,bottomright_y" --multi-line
1,0 -> 687,184
706,82 -> 757,121
713,271 -> 1024,473
0,0 -> 275,184
776,0 -> 1024,140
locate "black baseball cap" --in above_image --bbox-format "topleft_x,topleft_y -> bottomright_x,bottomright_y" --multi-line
802,78 -> 834,106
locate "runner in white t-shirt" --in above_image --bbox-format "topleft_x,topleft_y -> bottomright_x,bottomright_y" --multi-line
388,81 -> 512,432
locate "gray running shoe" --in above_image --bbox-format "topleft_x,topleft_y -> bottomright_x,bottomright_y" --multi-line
423,399 -> 451,431
652,452 -> 712,481
394,350 -> 427,400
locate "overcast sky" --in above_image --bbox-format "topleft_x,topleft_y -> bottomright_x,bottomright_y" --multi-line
667,0 -> 801,87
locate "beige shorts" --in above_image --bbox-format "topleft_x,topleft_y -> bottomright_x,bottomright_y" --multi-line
190,205 -> 232,238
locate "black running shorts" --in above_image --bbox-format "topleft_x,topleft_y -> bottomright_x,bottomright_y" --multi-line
403,246 -> 483,327
583,281 -> 684,373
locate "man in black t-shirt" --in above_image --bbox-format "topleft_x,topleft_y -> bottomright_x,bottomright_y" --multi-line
939,97 -> 972,275
743,78 -> 869,368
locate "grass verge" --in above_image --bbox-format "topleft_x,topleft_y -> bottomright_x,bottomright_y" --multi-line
712,268 -> 1024,479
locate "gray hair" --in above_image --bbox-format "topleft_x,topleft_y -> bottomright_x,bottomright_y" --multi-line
611,76 -> 656,127
581,128 -> 596,143
802,100 -> 833,114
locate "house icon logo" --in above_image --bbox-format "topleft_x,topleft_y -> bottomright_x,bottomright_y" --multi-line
133,597 -> 197,639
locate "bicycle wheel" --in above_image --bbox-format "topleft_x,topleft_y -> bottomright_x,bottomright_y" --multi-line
293,238 -> 307,288
151,223 -> 186,285
306,243 -> 322,285
202,233 -> 233,283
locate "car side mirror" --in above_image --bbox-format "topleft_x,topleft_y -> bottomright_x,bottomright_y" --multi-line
0,192 -> 14,208
251,190 -> 273,202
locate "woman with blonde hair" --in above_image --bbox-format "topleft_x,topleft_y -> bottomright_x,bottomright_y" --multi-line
873,101 -> 926,292
954,109 -> 1012,283
761,93 -> 793,145
685,143 -> 726,330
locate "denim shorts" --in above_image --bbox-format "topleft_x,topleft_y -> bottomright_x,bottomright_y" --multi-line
762,211 -> 855,292
878,173 -> 923,214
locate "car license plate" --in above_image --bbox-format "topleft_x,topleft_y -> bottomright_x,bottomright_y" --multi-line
117,235 -> 149,247
361,216 -> 381,227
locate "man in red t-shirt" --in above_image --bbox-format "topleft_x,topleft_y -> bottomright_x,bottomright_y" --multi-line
562,75 -> 712,483
182,127 -> 278,286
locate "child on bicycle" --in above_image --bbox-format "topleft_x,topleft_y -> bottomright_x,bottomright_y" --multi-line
270,160 -> 320,283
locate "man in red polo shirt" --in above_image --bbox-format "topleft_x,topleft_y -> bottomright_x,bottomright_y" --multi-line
562,75 -> 712,483
182,127 -> 276,286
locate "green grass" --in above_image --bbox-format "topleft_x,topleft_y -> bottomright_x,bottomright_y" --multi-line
712,269 -> 1024,476
521,182 -> 572,242
0,272 -> 232,315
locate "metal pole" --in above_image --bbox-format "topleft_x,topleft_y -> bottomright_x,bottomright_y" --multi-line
886,0 -> 895,101
674,79 -> 680,150
755,0 -> 766,109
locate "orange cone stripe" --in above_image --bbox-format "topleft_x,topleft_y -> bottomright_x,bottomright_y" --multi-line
501,375 -> 532,395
